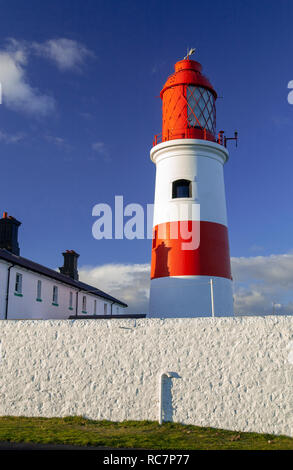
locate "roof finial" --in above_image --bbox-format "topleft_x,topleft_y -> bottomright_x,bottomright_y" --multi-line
184,47 -> 196,60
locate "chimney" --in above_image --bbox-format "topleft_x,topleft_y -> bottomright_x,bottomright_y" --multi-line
0,212 -> 21,255
59,250 -> 80,280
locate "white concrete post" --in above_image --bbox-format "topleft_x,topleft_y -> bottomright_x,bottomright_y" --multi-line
159,372 -> 172,425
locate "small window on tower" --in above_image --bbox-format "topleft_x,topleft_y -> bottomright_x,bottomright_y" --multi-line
172,179 -> 191,199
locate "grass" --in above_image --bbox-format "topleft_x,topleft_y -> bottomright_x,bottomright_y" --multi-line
0,416 -> 292,450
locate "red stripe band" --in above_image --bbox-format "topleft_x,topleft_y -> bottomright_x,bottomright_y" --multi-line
151,220 -> 232,280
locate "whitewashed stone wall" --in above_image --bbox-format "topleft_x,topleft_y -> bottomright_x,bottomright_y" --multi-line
0,317 -> 292,437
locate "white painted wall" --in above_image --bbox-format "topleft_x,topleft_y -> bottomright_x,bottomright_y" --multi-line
0,317 -> 292,437
0,260 -> 124,319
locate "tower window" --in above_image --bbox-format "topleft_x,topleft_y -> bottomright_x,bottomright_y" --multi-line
172,179 -> 191,199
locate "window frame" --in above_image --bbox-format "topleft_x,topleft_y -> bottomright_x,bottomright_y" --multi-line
36,280 -> 42,302
14,272 -> 23,296
172,179 -> 192,199
52,285 -> 58,306
82,295 -> 87,314
69,291 -> 73,310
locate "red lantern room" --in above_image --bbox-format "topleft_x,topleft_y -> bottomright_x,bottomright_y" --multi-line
154,58 -> 218,145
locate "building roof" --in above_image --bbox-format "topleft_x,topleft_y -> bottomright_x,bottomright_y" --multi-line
0,248 -> 127,307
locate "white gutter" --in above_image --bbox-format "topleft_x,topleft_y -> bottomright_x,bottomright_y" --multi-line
5,262 -> 14,320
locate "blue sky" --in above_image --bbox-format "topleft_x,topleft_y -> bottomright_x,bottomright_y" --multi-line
0,0 -> 293,313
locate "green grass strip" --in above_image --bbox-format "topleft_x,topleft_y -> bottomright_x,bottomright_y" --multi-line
0,416 -> 292,450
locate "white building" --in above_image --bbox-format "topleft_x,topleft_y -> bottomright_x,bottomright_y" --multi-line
0,213 -> 128,320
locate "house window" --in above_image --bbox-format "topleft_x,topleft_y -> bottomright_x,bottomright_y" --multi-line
52,286 -> 58,305
69,291 -> 73,310
116,306 -> 119,314
15,273 -> 22,295
82,296 -> 87,313
94,300 -> 97,315
36,280 -> 42,301
104,303 -> 107,314
172,179 -> 191,199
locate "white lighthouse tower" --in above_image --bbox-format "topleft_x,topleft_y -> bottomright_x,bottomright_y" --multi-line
149,53 -> 235,317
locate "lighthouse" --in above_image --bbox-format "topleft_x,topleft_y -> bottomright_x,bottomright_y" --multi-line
149,53 -> 234,317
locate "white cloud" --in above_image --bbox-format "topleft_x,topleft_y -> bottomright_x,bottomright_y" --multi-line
0,40 -> 55,115
32,38 -> 94,71
80,112 -> 93,119
91,141 -> 111,161
231,253 -> 293,315
45,135 -> 65,145
92,141 -> 106,153
79,253 -> 293,316
44,135 -> 72,151
79,263 -> 150,314
0,37 -> 93,116
232,253 -> 293,287
0,129 -> 25,143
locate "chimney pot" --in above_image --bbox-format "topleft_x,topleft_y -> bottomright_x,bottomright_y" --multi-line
0,213 -> 21,255
59,250 -> 80,280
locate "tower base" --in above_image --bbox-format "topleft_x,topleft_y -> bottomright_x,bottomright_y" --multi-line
149,276 -> 234,318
